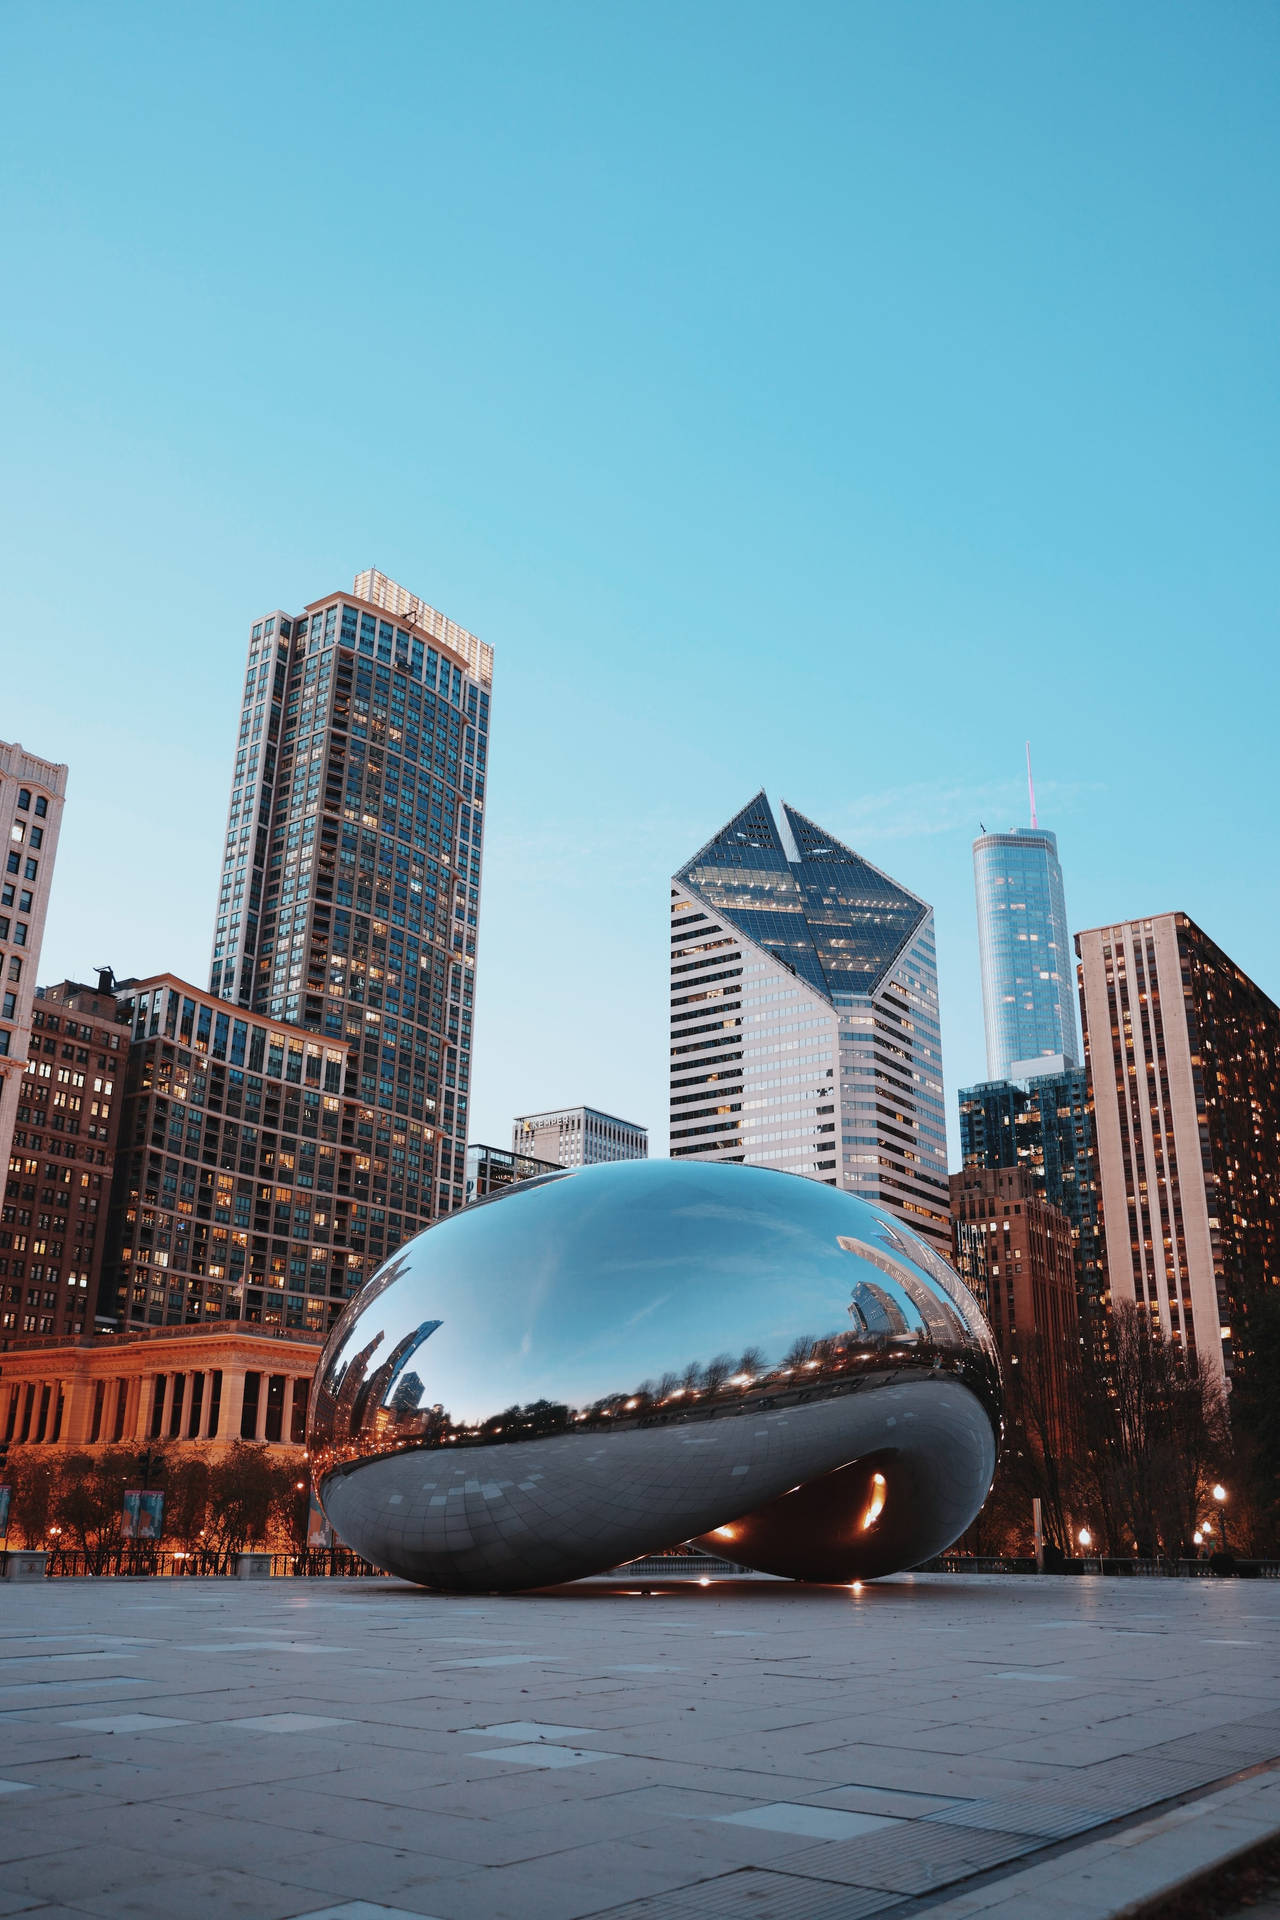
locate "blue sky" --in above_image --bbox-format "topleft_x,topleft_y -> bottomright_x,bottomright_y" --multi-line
3,1 -> 1276,1161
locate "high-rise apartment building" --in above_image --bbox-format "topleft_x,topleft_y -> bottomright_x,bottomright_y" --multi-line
0,742 -> 68,1179
511,1107 -> 648,1168
1,978 -> 129,1339
207,569 -> 491,1225
1077,913 -> 1280,1386
101,974 -> 352,1334
950,1164 -> 1079,1453
974,824 -> 1078,1082
958,1065 -> 1105,1328
669,794 -> 950,1249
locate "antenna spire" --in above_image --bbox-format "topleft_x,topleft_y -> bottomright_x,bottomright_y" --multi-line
1025,742 -> 1038,829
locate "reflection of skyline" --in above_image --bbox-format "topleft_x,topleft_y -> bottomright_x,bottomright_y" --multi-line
310,1165 -> 999,1475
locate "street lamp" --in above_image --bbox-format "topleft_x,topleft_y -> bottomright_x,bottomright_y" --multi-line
1213,1484 -> 1230,1553
1078,1527 -> 1092,1552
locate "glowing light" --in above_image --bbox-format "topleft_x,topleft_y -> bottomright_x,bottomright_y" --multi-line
1078,1528 -> 1092,1548
851,1581 -> 864,1593
860,1472 -> 887,1532
698,1577 -> 711,1587
1213,1484 -> 1227,1503
1193,1531 -> 1203,1545
713,1526 -> 736,1540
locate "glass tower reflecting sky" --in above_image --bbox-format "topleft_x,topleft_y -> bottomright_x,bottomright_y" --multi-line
206,570 -> 491,1320
973,826 -> 1078,1082
669,793 -> 951,1250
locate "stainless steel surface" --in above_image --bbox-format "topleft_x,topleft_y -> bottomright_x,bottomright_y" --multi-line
309,1160 -> 1001,1590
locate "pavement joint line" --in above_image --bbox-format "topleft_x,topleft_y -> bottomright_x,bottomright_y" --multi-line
891,1751 -> 1280,1915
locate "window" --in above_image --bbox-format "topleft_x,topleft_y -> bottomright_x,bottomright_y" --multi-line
16,790 -> 29,811
29,828 -> 42,849
33,797 -> 47,818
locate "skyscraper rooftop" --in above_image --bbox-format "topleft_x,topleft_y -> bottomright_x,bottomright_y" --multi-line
675,792 -> 929,1003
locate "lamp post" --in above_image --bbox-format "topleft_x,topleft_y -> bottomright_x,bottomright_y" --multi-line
1213,1484 -> 1230,1554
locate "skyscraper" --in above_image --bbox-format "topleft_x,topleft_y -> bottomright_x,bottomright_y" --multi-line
208,570 -> 491,1254
512,1106 -> 648,1168
973,779 -> 1078,1081
0,741 -> 67,1180
2,977 -> 128,1340
669,793 -> 950,1249
958,1065 -> 1105,1331
101,973 -> 352,1333
1077,912 -> 1280,1388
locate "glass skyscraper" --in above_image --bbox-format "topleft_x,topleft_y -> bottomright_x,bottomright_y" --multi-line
958,1065 -> 1105,1332
973,826 -> 1078,1082
206,570 -> 490,1310
669,793 -> 950,1249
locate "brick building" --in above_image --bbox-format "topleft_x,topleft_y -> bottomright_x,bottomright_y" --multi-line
1,977 -> 129,1338
951,1164 -> 1079,1453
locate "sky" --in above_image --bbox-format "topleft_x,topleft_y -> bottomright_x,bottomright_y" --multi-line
2,1 -> 1277,1165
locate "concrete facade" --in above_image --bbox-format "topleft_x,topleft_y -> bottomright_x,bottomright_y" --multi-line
0,740 -> 67,1183
1077,910 -> 1280,1386
511,1107 -> 648,1168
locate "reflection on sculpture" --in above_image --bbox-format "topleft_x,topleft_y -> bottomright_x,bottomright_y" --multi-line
309,1160 -> 1002,1591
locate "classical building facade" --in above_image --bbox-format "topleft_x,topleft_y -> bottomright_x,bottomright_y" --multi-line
207,569 -> 491,1222
973,823 -> 1079,1083
511,1107 -> 647,1168
101,974 -> 352,1334
1077,912 -> 1280,1387
669,794 -> 950,1249
0,1321 -> 321,1452
1,978 -> 129,1339
0,741 -> 68,1180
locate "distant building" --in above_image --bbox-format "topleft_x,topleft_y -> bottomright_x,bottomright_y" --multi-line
465,1143 -> 561,1204
973,822 -> 1079,1083
101,974 -> 352,1335
1,977 -> 130,1340
950,1164 -> 1079,1459
206,569 -> 493,1234
958,1065 -> 1105,1331
669,793 -> 950,1249
1077,912 -> 1280,1387
0,1320 -> 320,1451
0,741 -> 68,1179
512,1107 -> 647,1169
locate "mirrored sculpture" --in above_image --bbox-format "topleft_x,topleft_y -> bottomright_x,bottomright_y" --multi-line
309,1160 -> 1001,1590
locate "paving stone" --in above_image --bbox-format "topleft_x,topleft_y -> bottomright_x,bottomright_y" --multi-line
0,1571 -> 1278,1919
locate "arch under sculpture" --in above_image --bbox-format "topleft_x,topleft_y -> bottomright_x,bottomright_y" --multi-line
308,1160 -> 1002,1590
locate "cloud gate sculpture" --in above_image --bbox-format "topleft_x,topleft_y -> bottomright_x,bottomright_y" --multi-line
309,1160 -> 1001,1590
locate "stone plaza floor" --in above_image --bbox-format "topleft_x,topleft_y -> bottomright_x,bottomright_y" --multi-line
2,1572 -> 1280,1920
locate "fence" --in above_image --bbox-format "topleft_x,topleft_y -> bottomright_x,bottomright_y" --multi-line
933,1553 -> 1280,1579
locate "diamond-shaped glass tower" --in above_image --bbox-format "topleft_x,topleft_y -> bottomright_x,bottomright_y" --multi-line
670,793 -> 950,1248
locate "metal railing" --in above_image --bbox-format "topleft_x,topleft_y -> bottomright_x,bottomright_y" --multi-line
932,1553 -> 1280,1579
2,1545 -> 381,1579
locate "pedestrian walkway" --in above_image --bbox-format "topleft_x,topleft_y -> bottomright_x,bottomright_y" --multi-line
0,1571 -> 1278,1917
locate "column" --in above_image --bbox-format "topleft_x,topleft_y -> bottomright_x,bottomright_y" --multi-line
218,1368 -> 246,1441
280,1376 -> 294,1449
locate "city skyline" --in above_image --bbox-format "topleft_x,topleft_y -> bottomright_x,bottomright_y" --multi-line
4,6 -> 1277,1164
